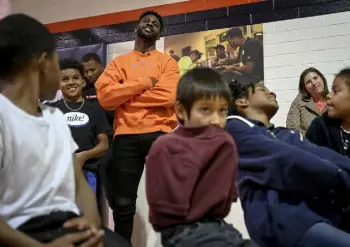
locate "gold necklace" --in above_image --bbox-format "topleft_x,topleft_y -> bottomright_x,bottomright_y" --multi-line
63,100 -> 85,111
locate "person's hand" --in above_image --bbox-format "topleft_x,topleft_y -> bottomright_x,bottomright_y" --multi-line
218,58 -> 230,65
44,229 -> 104,247
62,217 -> 103,247
217,59 -> 224,64
225,65 -> 237,71
149,77 -> 158,87
63,217 -> 100,232
76,152 -> 88,168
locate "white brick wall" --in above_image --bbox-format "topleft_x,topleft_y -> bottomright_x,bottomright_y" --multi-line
0,0 -> 10,19
264,11 -> 350,126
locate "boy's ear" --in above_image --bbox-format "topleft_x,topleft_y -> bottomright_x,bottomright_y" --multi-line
174,102 -> 186,122
82,78 -> 86,88
37,52 -> 49,73
235,97 -> 249,109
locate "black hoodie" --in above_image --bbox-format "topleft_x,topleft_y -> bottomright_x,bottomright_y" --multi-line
306,111 -> 346,156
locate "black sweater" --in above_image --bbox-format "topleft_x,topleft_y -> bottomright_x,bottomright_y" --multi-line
306,112 -> 345,155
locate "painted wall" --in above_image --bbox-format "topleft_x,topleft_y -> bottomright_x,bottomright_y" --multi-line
264,11 -> 350,127
11,0 -> 189,24
0,0 -> 10,19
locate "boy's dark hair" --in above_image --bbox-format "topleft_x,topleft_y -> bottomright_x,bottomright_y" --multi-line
59,58 -> 84,77
176,68 -> 232,116
81,53 -> 102,64
138,11 -> 163,31
298,67 -> 329,100
222,71 -> 259,116
226,28 -> 243,39
214,44 -> 225,50
335,68 -> 350,88
0,14 -> 56,80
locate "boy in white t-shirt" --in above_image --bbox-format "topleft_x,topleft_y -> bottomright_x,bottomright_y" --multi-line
0,14 -> 129,247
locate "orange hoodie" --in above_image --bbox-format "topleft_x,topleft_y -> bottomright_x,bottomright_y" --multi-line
95,50 -> 180,136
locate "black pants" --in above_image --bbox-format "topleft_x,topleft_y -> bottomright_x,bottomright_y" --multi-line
103,131 -> 164,242
0,211 -> 130,247
161,219 -> 258,247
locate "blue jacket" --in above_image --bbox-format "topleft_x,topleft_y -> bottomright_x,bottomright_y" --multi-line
226,116 -> 350,247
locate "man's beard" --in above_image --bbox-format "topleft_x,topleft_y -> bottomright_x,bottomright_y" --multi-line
136,27 -> 157,41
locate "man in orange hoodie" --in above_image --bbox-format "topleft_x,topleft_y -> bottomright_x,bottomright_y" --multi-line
95,11 -> 180,242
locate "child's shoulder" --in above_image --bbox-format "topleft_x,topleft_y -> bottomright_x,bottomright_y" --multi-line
226,115 -> 256,131
40,103 -> 67,122
152,131 -> 178,147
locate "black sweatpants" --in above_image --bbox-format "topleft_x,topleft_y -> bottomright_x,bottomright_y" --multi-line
161,219 -> 258,247
103,131 -> 164,242
0,211 -> 130,247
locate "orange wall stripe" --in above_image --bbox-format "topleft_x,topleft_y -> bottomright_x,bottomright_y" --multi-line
46,0 -> 264,33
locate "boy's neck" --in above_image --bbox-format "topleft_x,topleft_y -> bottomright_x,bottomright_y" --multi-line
246,111 -> 271,127
1,73 -> 41,116
63,95 -> 84,103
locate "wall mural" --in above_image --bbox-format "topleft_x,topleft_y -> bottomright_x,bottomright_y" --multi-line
164,24 -> 264,81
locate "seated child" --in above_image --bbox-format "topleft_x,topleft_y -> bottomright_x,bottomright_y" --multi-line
306,68 -> 350,158
145,68 -> 257,247
0,14 -> 129,247
306,68 -> 350,232
225,76 -> 350,247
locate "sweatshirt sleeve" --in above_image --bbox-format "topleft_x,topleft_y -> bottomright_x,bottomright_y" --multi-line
306,117 -> 328,147
95,57 -> 153,110
127,58 -> 180,108
226,119 -> 346,197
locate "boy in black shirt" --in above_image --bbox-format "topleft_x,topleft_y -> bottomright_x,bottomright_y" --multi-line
81,53 -> 114,130
48,58 -> 111,198
49,58 -> 110,167
222,28 -> 264,80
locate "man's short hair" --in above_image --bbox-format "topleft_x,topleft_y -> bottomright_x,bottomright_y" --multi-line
226,28 -> 243,39
177,68 -> 232,115
81,53 -> 102,64
190,50 -> 203,59
138,11 -> 164,32
214,44 -> 225,50
60,58 -> 84,78
222,72 -> 260,116
0,14 -> 56,80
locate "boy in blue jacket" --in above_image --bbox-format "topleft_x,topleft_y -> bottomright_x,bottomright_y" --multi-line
224,74 -> 350,247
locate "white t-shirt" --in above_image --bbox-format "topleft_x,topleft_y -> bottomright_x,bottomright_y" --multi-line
0,94 -> 80,229
41,90 -> 63,104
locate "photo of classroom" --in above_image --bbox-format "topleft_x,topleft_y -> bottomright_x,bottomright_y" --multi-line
165,24 -> 263,80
